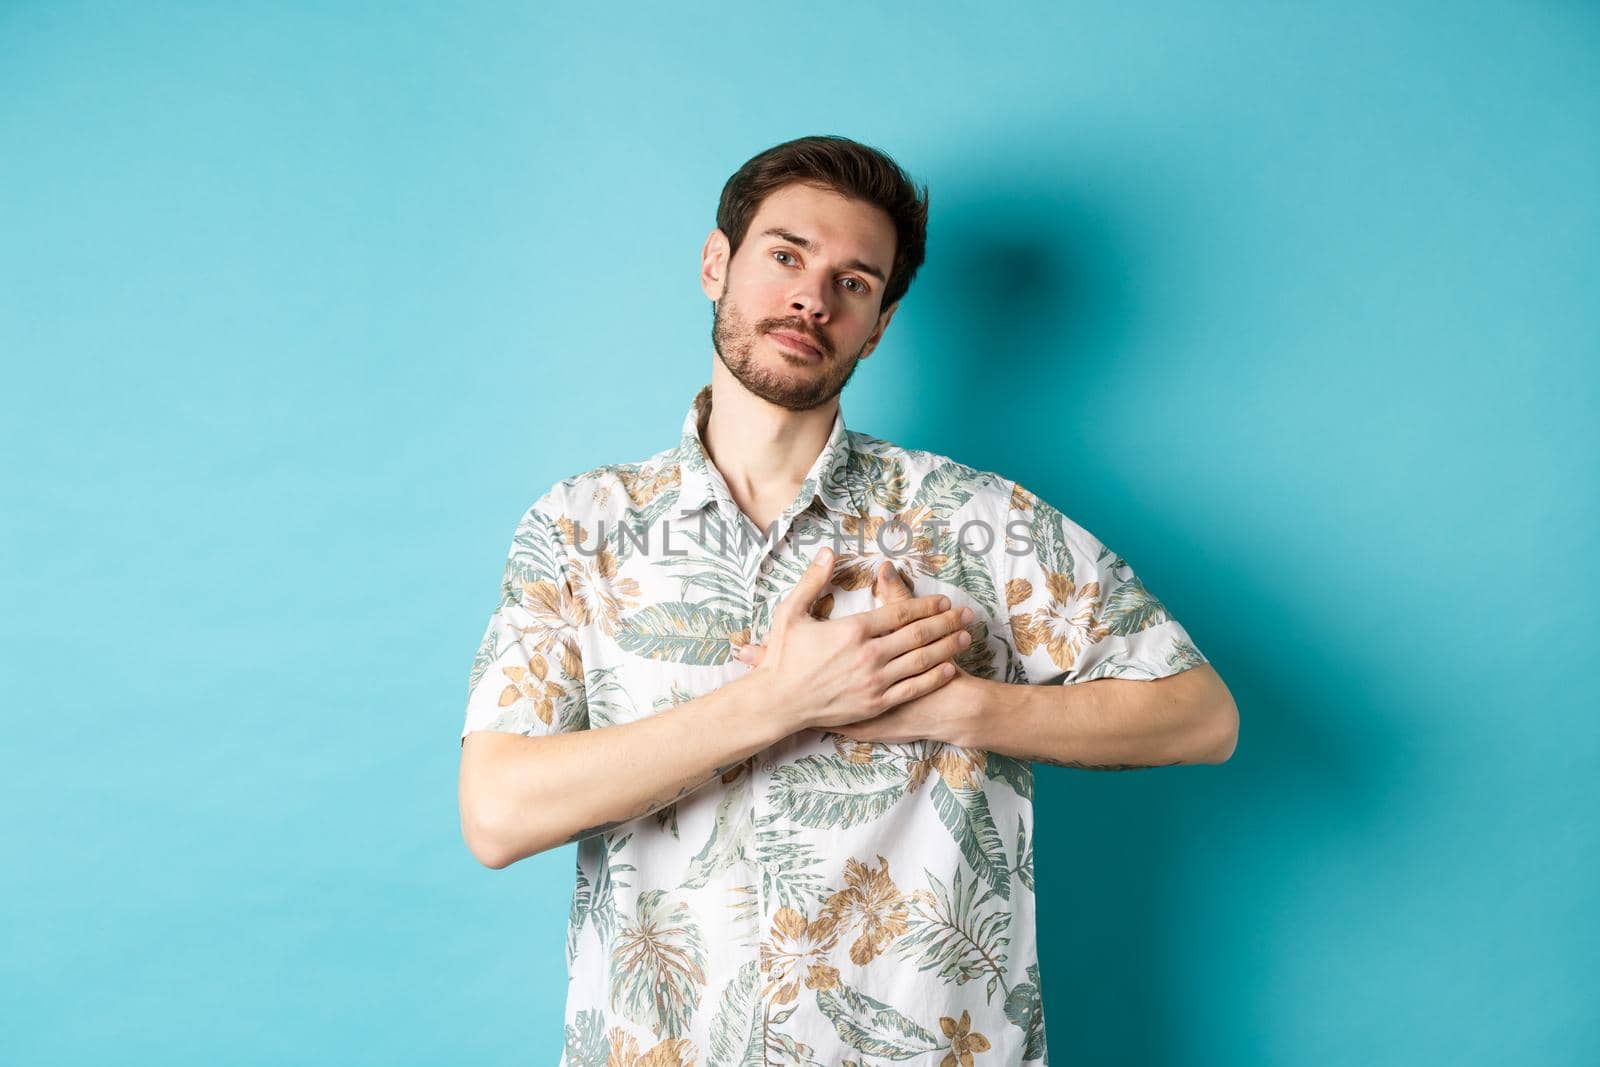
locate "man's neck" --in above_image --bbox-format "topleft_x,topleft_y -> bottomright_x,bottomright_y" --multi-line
700,363 -> 837,529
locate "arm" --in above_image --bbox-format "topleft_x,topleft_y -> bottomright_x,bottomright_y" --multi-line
947,663 -> 1238,769
459,670 -> 789,869
810,561 -> 1238,768
980,486 -> 1237,769
459,546 -> 973,869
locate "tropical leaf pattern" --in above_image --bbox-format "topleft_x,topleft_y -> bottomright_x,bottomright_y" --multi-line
706,959 -> 764,1067
611,889 -> 709,1039
461,384 -> 1207,1064
815,983 -> 942,1059
767,755 -> 911,829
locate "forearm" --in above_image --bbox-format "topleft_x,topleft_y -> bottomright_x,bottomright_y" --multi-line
464,672 -> 794,867
954,665 -> 1236,770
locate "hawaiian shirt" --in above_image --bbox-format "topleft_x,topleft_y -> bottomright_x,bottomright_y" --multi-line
461,382 -> 1209,1066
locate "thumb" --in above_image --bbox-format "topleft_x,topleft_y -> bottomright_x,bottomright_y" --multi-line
779,547 -> 835,619
874,559 -> 915,603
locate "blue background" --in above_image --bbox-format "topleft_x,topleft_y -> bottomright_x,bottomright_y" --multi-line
3,2 -> 1596,1064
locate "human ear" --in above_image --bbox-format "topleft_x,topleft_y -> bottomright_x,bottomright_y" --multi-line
857,300 -> 899,361
699,229 -> 731,301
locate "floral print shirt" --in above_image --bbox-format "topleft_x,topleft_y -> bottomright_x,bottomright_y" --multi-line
461,383 -> 1209,1066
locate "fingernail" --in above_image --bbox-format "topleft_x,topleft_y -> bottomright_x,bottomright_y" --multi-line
939,596 -> 951,611
817,548 -> 832,564
961,607 -> 974,624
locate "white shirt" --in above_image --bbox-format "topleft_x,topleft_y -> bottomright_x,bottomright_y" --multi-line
462,383 -> 1208,1065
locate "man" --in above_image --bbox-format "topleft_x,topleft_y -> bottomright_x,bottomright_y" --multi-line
459,134 -> 1237,1066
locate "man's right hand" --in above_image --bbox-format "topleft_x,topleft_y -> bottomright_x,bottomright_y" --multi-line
735,547 -> 973,731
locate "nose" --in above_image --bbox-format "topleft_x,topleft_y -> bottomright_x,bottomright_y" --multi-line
787,276 -> 833,323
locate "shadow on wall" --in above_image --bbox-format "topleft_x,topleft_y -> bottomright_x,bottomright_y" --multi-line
891,171 -> 1391,1063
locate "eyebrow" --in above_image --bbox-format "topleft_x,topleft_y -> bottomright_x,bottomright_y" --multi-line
759,227 -> 887,285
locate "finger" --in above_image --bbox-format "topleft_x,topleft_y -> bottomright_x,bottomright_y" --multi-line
880,626 -> 971,684
880,659 -> 959,707
860,591 -> 952,637
776,547 -> 835,621
873,560 -> 915,604
727,636 -> 763,662
874,601 -> 973,660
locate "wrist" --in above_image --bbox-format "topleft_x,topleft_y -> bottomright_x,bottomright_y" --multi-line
944,673 -> 1007,750
736,664 -> 816,737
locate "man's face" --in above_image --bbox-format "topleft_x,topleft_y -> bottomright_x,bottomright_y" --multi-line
702,182 -> 900,412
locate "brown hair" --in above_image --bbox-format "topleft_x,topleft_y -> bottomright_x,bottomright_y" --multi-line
716,135 -> 929,311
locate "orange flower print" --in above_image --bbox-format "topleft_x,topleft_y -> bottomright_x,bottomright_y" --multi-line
616,463 -> 680,507
928,745 -> 987,790
758,906 -> 841,1004
1009,570 -> 1104,673
603,1027 -> 695,1067
901,742 -> 987,793
568,544 -> 642,636
834,504 -> 949,592
939,1009 -> 991,1066
831,732 -> 878,765
820,855 -> 912,966
511,576 -> 585,680
498,656 -> 566,726
1010,481 -> 1037,513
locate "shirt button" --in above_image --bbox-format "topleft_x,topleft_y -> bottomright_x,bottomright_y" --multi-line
761,761 -> 775,773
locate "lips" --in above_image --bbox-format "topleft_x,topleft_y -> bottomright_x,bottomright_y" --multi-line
768,330 -> 824,358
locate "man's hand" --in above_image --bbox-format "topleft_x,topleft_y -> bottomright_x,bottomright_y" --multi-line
733,547 -> 973,733
733,556 -> 985,744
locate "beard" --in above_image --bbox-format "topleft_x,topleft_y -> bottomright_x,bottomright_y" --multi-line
710,285 -> 867,412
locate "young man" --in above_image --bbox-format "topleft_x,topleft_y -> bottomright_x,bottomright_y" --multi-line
459,135 -> 1237,1065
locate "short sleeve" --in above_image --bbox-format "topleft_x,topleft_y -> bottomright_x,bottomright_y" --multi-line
461,502 -> 589,743
997,482 -> 1209,685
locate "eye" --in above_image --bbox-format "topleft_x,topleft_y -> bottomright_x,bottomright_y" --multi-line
840,277 -> 867,294
772,250 -> 796,265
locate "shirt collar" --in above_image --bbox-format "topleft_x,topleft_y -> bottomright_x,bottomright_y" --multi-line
675,383 -> 866,521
